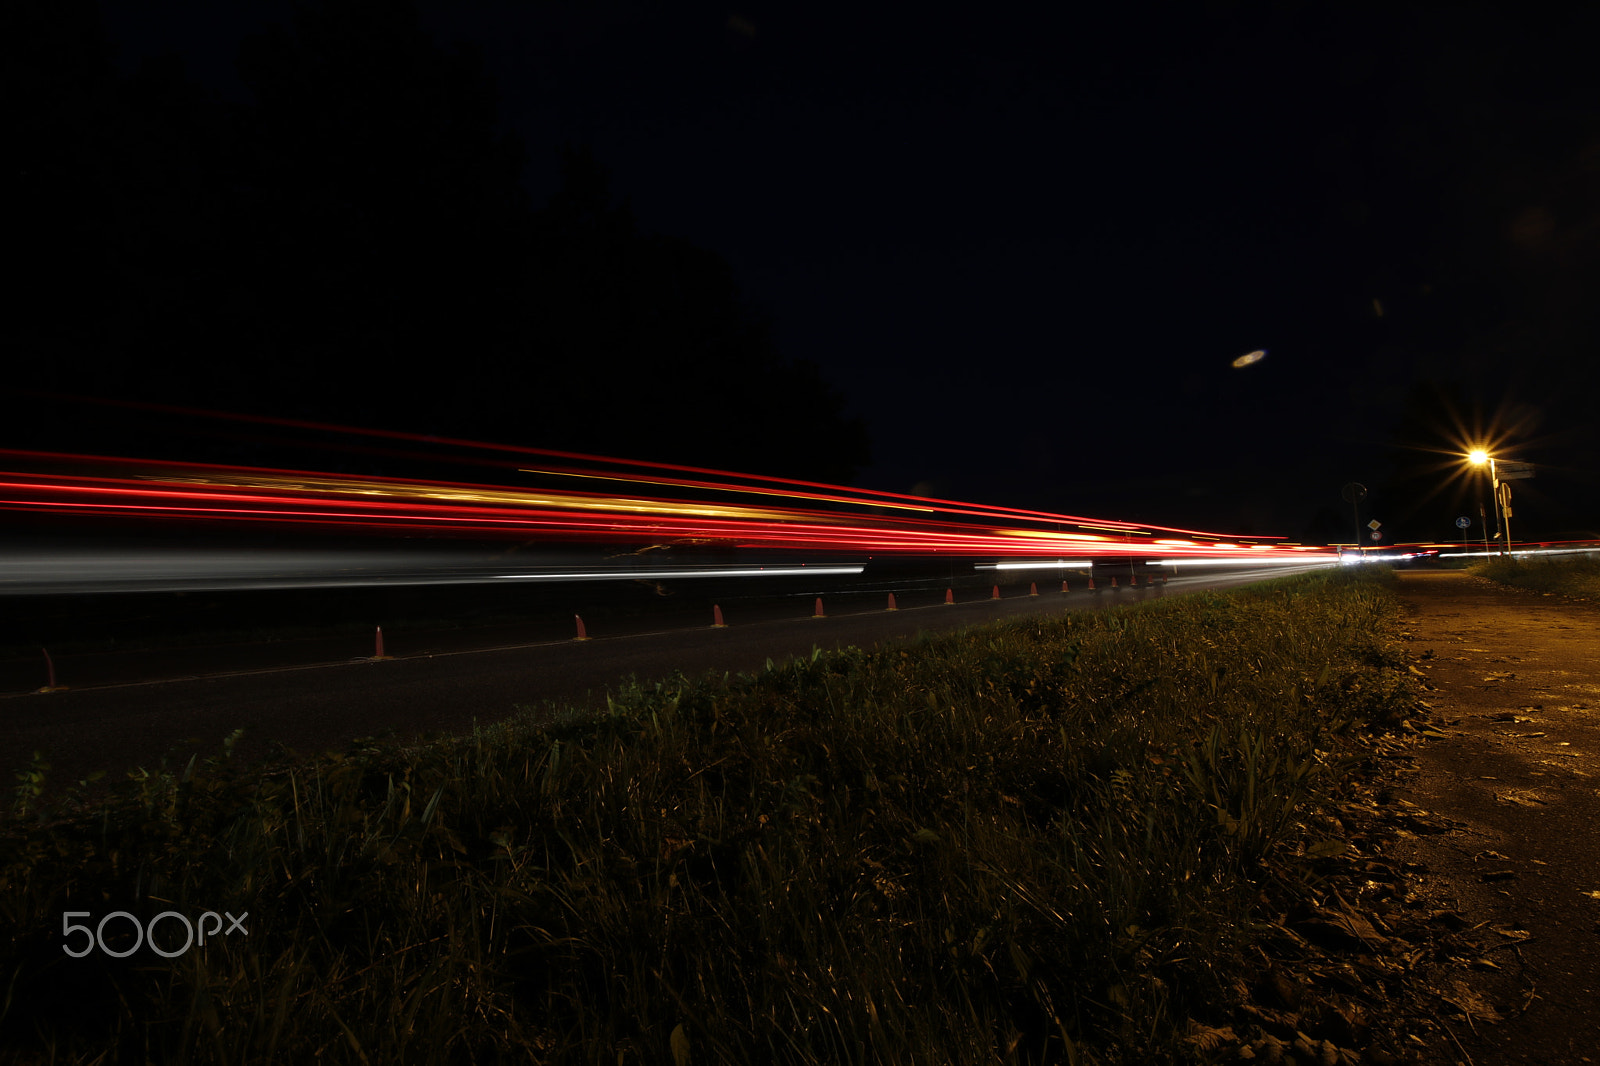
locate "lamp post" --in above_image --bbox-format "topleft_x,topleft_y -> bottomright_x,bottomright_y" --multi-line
1468,449 -> 1508,557
1341,482 -> 1366,562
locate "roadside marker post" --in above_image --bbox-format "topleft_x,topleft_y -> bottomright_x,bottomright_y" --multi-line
37,647 -> 66,693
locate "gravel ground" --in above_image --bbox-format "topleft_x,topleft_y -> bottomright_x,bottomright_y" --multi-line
1382,569 -> 1600,1065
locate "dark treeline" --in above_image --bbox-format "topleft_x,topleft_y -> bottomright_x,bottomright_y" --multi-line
9,0 -> 869,485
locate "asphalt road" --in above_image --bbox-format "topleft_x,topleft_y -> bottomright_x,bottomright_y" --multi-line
0,567 -> 1309,798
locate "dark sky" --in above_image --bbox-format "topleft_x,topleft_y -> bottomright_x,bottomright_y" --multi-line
79,2 -> 1600,542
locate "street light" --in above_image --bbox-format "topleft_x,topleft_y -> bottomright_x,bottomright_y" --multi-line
1468,449 -> 1520,556
1467,450 -> 1499,554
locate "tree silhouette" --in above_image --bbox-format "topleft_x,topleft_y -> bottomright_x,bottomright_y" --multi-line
503,144 -> 869,482
9,0 -> 128,440
230,0 -> 530,432
5,1 -> 868,485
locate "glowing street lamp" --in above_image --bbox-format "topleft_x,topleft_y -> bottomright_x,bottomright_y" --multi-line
1467,449 -> 1511,556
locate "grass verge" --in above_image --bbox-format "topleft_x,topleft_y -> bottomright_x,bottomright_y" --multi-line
0,567 -> 1418,1064
1471,552 -> 1600,599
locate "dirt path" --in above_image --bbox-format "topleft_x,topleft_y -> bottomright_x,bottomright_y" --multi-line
1384,569 -> 1600,1065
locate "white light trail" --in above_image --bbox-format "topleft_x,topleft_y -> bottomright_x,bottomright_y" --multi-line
0,546 -> 865,595
493,566 -> 865,581
975,561 -> 1087,571
1157,554 -> 1340,569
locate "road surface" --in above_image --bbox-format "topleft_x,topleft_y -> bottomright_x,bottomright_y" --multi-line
0,567 -> 1305,800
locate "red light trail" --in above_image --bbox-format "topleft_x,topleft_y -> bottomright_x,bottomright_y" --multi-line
2,396 -> 1336,568
0,445 -> 1324,564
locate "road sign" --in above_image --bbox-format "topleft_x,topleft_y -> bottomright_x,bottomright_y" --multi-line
1370,531 -> 1382,541
1368,519 -> 1381,530
1455,516 -> 1471,529
1498,462 -> 1535,481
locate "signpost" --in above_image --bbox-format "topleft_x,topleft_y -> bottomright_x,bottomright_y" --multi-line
1491,460 -> 1533,554
1456,515 -> 1471,555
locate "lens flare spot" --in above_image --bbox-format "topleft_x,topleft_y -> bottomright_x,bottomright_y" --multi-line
1231,349 -> 1267,369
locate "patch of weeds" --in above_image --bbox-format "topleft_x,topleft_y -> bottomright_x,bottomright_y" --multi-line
1474,553 -> 1600,600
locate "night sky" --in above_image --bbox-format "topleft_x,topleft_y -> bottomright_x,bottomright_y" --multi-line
22,2 -> 1600,546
